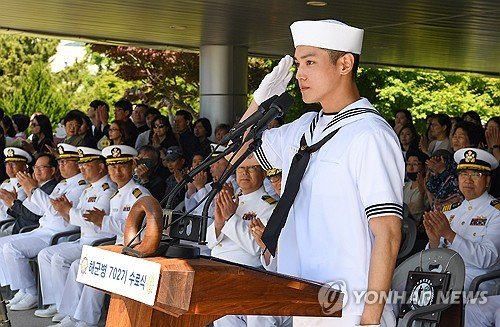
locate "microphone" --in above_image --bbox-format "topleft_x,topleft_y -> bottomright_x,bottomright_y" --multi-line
219,95 -> 278,144
244,93 -> 294,142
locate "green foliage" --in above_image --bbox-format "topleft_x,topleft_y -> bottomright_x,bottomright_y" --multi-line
0,35 -> 59,98
0,61 -> 68,124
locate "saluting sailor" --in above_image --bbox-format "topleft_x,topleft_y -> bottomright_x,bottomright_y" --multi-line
0,147 -> 31,225
424,147 -> 500,292
54,145 -> 151,327
35,146 -> 117,319
237,19 -> 404,326
0,143 -> 87,311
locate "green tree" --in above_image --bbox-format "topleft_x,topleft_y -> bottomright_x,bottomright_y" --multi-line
0,35 -> 59,98
0,61 -> 68,124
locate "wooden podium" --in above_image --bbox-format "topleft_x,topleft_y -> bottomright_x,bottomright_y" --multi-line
102,245 -> 342,327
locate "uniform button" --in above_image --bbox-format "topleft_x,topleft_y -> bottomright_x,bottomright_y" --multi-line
468,206 -> 472,210
461,221 -> 465,225
217,244 -> 222,247
473,232 -> 477,236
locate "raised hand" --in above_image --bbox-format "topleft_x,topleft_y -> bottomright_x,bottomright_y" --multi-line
253,55 -> 294,105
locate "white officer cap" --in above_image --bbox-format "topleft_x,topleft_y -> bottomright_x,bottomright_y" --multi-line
102,145 -> 138,165
56,143 -> 79,160
454,148 -> 499,171
290,19 -> 364,54
4,147 -> 32,163
77,146 -> 104,164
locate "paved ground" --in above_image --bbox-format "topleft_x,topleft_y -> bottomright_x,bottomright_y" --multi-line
1,287 -> 107,327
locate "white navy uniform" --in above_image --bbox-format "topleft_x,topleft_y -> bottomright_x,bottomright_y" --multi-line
254,98 -> 404,319
37,175 -> 117,307
206,186 -> 276,267
434,193 -> 500,292
0,173 -> 87,293
0,178 -> 27,221
57,179 -> 150,325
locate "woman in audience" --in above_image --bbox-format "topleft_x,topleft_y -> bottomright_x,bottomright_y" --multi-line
193,118 -> 213,157
393,109 -> 412,135
398,123 -> 419,158
21,114 -> 54,155
108,120 -> 129,146
422,113 -> 452,156
62,110 -> 85,147
403,150 -> 429,225
78,114 -> 97,148
149,115 -> 178,150
462,110 -> 482,126
215,123 -> 231,145
485,116 -> 500,197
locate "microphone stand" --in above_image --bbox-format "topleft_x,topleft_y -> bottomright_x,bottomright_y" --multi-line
200,138 -> 263,225
124,138 -> 246,259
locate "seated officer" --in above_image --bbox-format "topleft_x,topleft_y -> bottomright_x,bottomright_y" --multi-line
51,145 -> 151,327
34,147 -> 117,319
0,147 -> 31,234
424,147 -> 500,292
0,144 -> 87,311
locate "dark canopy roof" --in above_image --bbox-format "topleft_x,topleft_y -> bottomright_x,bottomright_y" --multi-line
1,0 -> 499,75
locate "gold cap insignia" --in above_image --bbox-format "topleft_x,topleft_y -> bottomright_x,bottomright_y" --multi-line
111,147 -> 121,158
6,148 -> 14,157
78,149 -> 84,157
58,145 -> 65,155
464,150 -> 476,163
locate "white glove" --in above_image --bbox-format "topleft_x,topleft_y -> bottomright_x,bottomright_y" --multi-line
253,55 -> 294,105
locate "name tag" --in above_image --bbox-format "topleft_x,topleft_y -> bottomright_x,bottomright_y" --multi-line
77,245 -> 161,306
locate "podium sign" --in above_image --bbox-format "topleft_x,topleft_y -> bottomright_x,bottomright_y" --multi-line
77,245 -> 161,305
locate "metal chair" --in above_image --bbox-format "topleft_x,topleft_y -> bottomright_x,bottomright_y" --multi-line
392,248 -> 465,327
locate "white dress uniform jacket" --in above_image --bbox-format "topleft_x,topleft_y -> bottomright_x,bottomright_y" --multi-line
0,178 -> 27,221
436,192 -> 500,292
207,186 -> 276,267
32,173 -> 87,233
69,175 -> 117,243
101,178 -> 151,245
254,98 -> 405,315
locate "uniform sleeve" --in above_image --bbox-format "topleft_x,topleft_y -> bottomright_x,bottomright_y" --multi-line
206,222 -> 223,249
352,128 -> 404,220
101,214 -> 125,238
449,212 -> 500,269
31,187 -> 60,217
254,126 -> 284,170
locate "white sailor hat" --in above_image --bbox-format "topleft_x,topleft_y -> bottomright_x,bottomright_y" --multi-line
102,145 -> 137,165
56,143 -> 79,160
290,19 -> 364,54
454,148 -> 499,172
210,144 -> 228,157
77,147 -> 104,163
4,147 -> 32,163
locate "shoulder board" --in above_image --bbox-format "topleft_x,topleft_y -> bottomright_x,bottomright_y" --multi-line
110,190 -> 119,199
102,183 -> 110,191
3,179 -> 10,183
86,183 -> 92,189
17,183 -> 21,188
441,202 -> 462,212
261,195 -> 278,205
133,188 -> 143,199
79,180 -> 86,186
491,199 -> 500,210
60,179 -> 67,184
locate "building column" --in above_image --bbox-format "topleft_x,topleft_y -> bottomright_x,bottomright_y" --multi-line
199,45 -> 248,130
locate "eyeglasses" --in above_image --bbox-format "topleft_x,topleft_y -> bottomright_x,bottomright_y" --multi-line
458,171 -> 487,180
153,124 -> 166,129
4,162 -> 25,167
33,165 -> 53,170
267,175 -> 282,183
236,165 -> 261,173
